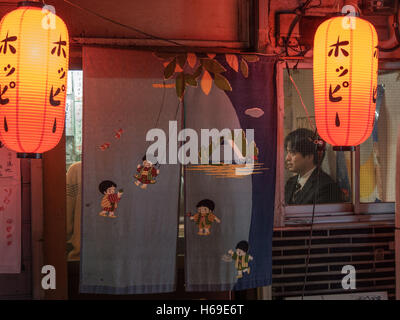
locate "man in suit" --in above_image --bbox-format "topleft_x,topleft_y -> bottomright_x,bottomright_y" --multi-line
284,128 -> 345,205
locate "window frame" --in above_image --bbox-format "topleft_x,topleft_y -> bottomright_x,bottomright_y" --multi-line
275,60 -> 395,227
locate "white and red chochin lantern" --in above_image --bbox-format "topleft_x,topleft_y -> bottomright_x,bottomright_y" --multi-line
0,1 -> 69,158
313,11 -> 378,150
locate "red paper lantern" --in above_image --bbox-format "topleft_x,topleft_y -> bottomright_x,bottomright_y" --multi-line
313,15 -> 378,149
0,1 -> 69,158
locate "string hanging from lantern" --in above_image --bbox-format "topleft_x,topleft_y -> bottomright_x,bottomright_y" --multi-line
280,0 -> 318,133
286,64 -> 316,132
135,79 -> 182,171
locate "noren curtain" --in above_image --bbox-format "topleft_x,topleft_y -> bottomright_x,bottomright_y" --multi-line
80,48 -> 181,294
80,47 -> 276,294
184,55 -> 276,291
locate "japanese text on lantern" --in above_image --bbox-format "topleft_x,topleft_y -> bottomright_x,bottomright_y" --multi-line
0,32 -> 17,107
328,36 -> 350,127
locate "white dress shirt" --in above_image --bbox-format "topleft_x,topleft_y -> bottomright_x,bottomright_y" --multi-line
297,166 -> 316,189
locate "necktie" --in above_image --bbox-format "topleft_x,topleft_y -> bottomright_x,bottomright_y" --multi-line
292,182 -> 302,203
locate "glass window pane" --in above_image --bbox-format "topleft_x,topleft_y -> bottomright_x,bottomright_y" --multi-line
360,70 -> 399,203
66,70 -> 83,261
283,69 -> 351,205
66,70 -> 83,171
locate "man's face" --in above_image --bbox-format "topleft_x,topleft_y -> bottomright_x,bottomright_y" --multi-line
285,144 -> 314,175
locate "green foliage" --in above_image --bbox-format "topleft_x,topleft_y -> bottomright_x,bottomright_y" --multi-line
240,59 -> 249,78
177,53 -> 187,69
175,72 -> 185,100
214,73 -> 232,91
200,58 -> 226,74
164,58 -> 176,79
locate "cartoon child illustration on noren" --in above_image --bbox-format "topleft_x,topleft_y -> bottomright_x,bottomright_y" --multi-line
98,180 -> 123,218
228,240 -> 253,279
188,199 -> 221,236
134,155 -> 160,189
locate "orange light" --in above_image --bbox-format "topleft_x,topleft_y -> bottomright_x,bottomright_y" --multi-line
0,2 -> 69,158
313,15 -> 378,148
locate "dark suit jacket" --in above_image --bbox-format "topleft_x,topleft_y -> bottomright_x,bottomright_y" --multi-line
285,169 -> 345,205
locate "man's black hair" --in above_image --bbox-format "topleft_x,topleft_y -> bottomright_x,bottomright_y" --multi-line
196,199 -> 215,211
99,180 -> 117,194
284,128 -> 325,165
235,240 -> 249,253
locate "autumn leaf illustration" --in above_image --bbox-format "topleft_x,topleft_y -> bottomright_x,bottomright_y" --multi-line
240,59 -> 249,78
164,58 -> 176,79
185,74 -> 198,87
201,70 -> 213,95
175,64 -> 183,73
187,53 -> 197,68
201,58 -> 226,74
225,54 -> 239,72
242,55 -> 260,63
193,65 -> 203,79
155,51 -> 259,99
177,53 -> 187,69
214,73 -> 232,91
176,72 -> 185,100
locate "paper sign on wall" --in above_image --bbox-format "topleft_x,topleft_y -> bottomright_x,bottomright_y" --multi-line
0,147 -> 21,274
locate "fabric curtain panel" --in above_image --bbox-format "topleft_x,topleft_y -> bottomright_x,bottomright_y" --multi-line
80,47 -> 181,294
80,47 -> 277,293
184,55 -> 277,291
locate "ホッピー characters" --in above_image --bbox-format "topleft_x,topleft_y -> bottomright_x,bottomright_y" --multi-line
98,180 -> 123,218
134,155 -> 159,189
189,199 -> 221,236
228,240 -> 253,278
